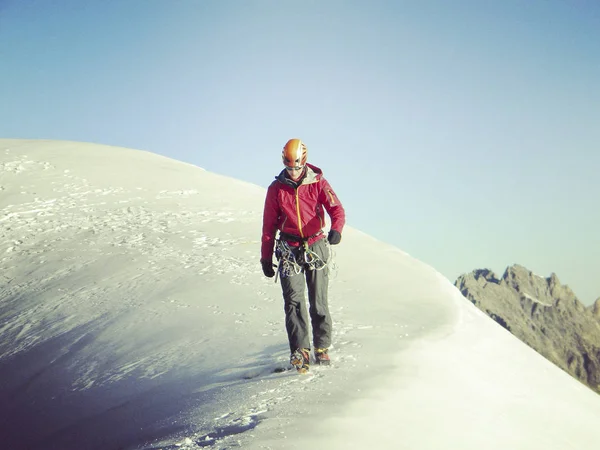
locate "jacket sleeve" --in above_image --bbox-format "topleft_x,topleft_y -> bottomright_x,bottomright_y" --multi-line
261,183 -> 280,261
319,178 -> 345,233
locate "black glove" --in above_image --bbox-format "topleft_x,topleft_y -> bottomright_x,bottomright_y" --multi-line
261,259 -> 276,278
327,229 -> 341,245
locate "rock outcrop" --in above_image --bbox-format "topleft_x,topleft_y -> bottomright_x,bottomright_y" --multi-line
591,298 -> 600,318
455,265 -> 600,394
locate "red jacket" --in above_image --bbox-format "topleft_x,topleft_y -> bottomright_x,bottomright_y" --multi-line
261,163 -> 345,261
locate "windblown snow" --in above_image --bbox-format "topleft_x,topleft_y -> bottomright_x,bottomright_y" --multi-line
1,139 -> 599,450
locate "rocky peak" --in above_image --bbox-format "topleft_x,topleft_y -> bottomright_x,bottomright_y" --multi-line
455,268 -> 499,284
473,268 -> 501,284
455,265 -> 600,395
591,298 -> 600,318
501,265 -> 552,305
548,272 -> 560,288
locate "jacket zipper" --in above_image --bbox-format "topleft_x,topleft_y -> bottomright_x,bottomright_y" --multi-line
327,189 -> 336,205
295,187 -> 304,238
317,204 -> 324,229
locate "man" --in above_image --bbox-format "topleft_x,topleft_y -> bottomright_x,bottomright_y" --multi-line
261,138 -> 345,373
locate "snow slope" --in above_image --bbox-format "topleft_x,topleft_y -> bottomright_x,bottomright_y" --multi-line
1,139 -> 599,450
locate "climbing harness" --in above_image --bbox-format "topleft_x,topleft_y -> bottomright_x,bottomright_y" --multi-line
274,232 -> 331,281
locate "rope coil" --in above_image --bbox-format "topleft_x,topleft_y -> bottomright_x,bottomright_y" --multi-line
274,236 -> 332,279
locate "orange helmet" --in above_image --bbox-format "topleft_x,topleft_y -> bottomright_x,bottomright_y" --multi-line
282,138 -> 307,169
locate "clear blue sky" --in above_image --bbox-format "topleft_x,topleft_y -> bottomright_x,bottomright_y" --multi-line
1,0 -> 599,304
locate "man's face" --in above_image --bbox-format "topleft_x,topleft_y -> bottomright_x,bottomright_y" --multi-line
285,165 -> 304,181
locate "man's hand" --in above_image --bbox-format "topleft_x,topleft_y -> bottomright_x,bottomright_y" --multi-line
261,259 -> 276,278
327,230 -> 341,245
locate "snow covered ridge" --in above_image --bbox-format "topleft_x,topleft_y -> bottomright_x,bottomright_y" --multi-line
1,139 -> 600,450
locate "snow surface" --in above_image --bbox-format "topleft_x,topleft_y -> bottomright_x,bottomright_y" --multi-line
521,292 -> 551,306
1,139 -> 599,450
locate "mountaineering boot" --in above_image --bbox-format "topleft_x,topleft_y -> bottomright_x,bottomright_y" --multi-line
290,348 -> 310,374
314,348 -> 330,366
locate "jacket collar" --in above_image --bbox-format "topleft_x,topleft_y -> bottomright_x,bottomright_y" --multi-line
276,163 -> 322,188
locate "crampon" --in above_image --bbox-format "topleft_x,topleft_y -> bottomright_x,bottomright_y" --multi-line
314,348 -> 331,366
290,348 -> 310,374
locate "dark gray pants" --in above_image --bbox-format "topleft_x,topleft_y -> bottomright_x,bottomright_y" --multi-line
280,238 -> 331,352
